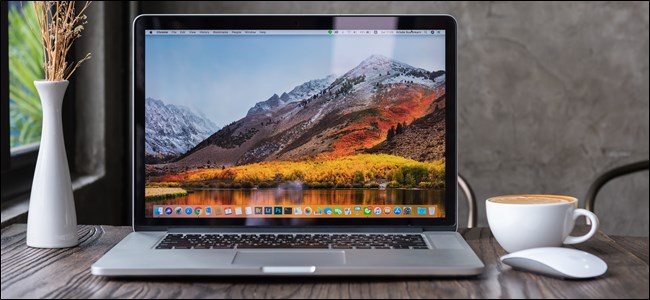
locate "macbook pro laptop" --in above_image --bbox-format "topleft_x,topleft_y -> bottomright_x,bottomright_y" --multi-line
92,14 -> 484,276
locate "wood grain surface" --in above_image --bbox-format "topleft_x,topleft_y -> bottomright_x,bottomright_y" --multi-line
609,236 -> 649,265
1,225 -> 648,299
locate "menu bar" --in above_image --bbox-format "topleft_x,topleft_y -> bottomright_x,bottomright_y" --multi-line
145,29 -> 445,36
153,205 -> 439,218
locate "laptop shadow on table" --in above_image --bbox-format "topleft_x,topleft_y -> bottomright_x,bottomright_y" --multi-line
108,275 -> 483,284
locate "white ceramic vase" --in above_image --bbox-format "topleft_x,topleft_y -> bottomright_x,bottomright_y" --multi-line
26,80 -> 78,248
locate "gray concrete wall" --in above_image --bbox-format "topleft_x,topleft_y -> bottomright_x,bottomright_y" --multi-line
141,1 -> 649,236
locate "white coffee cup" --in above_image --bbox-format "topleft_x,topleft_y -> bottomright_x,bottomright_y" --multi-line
486,194 -> 599,253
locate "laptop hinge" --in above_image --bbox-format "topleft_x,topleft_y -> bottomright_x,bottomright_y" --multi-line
167,227 -> 424,233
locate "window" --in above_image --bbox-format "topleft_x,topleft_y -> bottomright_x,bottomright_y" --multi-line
2,2 -> 131,225
8,1 -> 42,153
1,1 -> 9,174
1,1 -> 75,202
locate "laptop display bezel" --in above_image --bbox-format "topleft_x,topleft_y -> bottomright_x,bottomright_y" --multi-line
133,15 -> 458,231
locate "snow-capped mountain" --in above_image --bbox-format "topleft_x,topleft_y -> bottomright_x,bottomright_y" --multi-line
344,54 -> 441,87
343,54 -> 413,78
145,98 -> 219,160
174,55 -> 446,167
247,75 -> 337,115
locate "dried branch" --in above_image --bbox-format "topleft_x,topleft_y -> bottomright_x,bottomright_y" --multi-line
32,1 -> 92,81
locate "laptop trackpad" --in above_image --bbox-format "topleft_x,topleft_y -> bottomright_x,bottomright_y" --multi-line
232,251 -> 346,266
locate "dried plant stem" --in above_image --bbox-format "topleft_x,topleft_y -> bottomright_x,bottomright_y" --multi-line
32,1 -> 92,81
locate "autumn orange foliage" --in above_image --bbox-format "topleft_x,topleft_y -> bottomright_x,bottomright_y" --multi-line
329,85 -> 443,157
155,154 -> 444,187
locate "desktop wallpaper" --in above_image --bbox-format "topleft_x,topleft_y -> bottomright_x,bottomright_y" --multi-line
144,32 -> 447,218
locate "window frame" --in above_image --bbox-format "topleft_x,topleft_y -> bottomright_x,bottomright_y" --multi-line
1,1 -> 76,204
1,1 -> 9,172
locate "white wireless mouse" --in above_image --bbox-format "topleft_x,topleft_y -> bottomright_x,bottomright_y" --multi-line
500,247 -> 607,279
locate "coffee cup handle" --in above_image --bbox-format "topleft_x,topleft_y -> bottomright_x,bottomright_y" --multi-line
563,209 -> 599,245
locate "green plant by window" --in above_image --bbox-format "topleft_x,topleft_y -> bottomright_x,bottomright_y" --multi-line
8,2 -> 43,149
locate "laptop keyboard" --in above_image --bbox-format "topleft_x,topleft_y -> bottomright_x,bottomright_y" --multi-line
155,234 -> 428,250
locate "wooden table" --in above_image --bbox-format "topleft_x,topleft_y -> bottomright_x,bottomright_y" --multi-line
1,225 -> 648,299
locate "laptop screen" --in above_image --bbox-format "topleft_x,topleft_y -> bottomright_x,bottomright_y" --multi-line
144,29 -> 446,220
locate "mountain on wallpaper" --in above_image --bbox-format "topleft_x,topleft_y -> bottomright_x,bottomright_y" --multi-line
160,54 -> 446,168
145,98 -> 219,163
